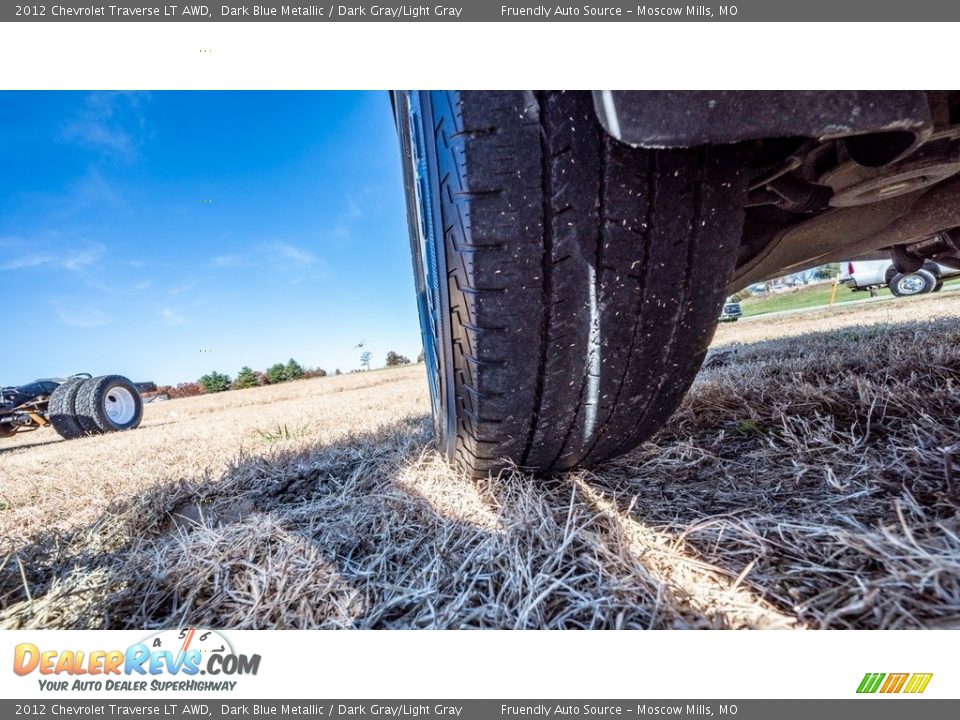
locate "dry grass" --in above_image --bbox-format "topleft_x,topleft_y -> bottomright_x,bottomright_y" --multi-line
1,291 -> 959,629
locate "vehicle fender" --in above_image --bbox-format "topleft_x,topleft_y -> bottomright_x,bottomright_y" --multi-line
593,91 -> 932,150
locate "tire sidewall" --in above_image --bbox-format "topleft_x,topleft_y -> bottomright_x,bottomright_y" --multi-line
398,91 -> 457,459
890,270 -> 935,297
76,375 -> 143,433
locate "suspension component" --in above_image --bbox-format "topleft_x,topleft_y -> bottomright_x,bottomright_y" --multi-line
893,230 -> 960,271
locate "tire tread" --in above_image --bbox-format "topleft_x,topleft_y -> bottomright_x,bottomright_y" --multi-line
416,90 -> 746,477
48,379 -> 86,440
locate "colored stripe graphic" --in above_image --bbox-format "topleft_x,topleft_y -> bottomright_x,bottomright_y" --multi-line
904,673 -> 933,694
880,673 -> 908,693
857,672 -> 932,694
857,673 -> 885,694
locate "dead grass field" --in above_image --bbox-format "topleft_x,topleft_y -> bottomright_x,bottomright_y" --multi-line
2,291 -> 959,629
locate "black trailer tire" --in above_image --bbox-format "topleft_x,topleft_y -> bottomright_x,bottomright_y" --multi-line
75,375 -> 143,434
889,269 -> 937,297
48,379 -> 87,440
397,90 -> 746,478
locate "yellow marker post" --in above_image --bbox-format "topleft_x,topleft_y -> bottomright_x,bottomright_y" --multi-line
828,276 -> 840,307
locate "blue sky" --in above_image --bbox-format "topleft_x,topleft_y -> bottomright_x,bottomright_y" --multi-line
0,91 -> 421,385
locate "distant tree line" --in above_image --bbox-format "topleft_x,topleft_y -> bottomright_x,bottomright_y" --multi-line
156,358 -> 326,398
155,349 -> 423,399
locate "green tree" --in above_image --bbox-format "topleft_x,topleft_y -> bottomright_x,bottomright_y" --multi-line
416,350 -> 425,363
814,263 -> 840,280
266,363 -> 288,384
233,366 -> 260,390
360,351 -> 372,371
386,351 -> 411,367
286,358 -> 305,380
199,370 -> 232,393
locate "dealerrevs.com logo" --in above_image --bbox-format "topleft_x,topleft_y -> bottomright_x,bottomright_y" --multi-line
13,628 -> 260,693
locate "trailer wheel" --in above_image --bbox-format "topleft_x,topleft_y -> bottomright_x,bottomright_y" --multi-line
75,375 -> 143,434
49,379 -> 88,440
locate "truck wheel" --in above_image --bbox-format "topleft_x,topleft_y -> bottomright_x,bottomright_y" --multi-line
397,90 -> 746,477
48,379 -> 87,440
75,375 -> 143,434
889,269 -> 937,297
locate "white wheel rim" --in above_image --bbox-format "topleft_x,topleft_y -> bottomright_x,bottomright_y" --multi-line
104,386 -> 136,425
897,275 -> 925,294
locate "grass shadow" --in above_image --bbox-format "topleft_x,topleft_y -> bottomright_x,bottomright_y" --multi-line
1,319 -> 958,629
0,412 -> 795,630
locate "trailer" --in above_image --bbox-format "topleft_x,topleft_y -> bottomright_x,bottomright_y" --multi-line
0,374 -> 147,440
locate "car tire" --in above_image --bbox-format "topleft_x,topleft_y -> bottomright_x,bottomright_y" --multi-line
397,90 -> 747,477
933,278 -> 944,292
48,379 -> 88,440
75,375 -> 143,434
889,269 -> 937,297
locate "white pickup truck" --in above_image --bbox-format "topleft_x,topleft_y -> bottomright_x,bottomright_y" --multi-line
840,258 -> 959,297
